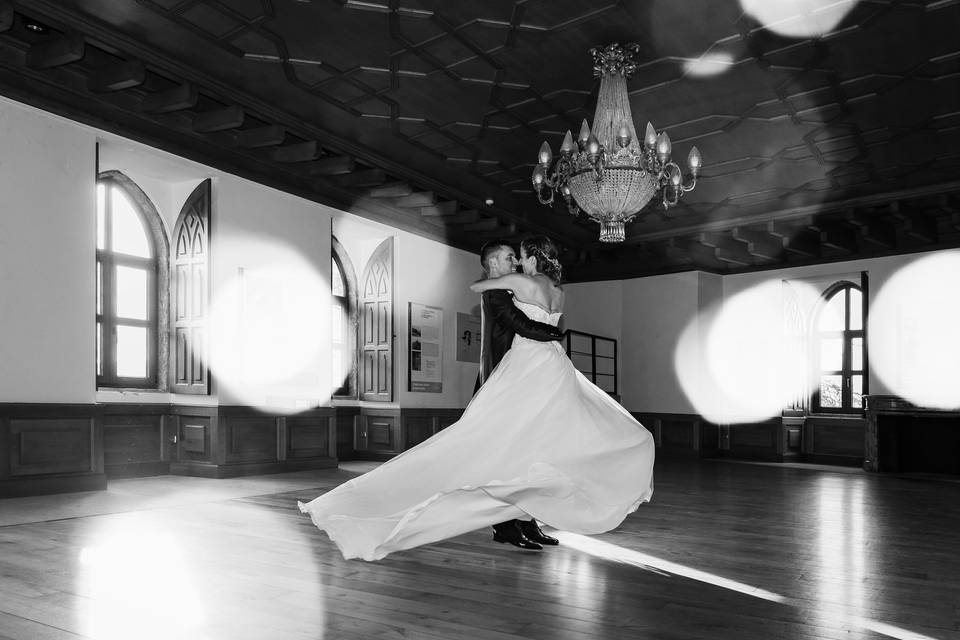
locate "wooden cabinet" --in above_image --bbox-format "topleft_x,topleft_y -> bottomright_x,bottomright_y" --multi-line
355,407 -> 401,458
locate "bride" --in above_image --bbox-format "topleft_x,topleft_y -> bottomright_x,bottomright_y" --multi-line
298,235 -> 655,561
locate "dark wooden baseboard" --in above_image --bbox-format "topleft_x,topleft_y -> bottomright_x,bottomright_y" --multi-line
0,402 -> 340,497
0,472 -> 107,498
170,457 -> 337,479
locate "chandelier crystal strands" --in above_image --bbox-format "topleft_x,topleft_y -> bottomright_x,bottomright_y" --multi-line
531,43 -> 702,243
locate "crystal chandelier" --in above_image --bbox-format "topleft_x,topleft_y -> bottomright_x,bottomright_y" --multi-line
531,43 -> 702,243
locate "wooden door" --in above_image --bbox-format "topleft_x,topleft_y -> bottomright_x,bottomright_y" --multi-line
359,237 -> 393,402
171,180 -> 211,395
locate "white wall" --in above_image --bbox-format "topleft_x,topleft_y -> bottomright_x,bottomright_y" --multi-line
562,280 -> 623,339
0,97 -> 96,402
620,272 -> 706,413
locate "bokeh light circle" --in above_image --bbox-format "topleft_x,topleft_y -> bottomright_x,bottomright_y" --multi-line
675,280 -> 819,423
869,251 -> 960,409
739,0 -> 858,38
207,244 -> 331,413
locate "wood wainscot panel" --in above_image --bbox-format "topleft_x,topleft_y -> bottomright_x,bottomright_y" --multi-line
865,396 -> 960,474
805,416 -> 865,465
225,415 -> 278,464
726,419 -> 781,461
0,404 -> 106,497
334,406 -> 360,460
103,415 -> 166,477
402,408 -> 463,450
286,410 -> 337,467
10,418 -> 93,476
633,413 -> 716,457
661,419 -> 695,450
404,413 -> 433,449
356,407 -> 401,460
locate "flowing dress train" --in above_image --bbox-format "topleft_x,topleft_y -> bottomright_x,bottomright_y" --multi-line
298,300 -> 655,560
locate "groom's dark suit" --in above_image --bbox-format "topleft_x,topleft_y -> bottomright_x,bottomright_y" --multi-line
475,289 -> 563,391
474,288 -> 563,550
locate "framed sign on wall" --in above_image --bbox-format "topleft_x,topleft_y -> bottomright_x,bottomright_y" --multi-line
408,302 -> 443,392
456,312 -> 481,363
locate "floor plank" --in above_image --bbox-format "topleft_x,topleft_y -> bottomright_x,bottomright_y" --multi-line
2,457 -> 959,640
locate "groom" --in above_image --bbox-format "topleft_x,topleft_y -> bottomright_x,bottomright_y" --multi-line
476,240 -> 563,551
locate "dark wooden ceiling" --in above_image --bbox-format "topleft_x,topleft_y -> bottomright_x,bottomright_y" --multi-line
2,0 -> 959,281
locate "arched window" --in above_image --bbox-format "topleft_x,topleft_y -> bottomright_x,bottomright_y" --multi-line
331,236 -> 358,398
96,172 -> 168,388
813,282 -> 865,412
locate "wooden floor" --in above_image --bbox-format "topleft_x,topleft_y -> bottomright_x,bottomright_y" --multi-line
1,457 -> 959,640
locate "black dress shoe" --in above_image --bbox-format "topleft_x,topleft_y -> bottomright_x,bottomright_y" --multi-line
520,519 -> 559,546
492,522 -> 542,550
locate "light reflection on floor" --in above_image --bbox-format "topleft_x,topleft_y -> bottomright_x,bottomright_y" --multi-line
553,524 -> 939,640
77,515 -> 210,640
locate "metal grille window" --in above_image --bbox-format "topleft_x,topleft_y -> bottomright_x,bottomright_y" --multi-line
564,330 -> 618,396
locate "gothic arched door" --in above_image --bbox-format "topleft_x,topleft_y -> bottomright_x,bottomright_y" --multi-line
359,237 -> 394,402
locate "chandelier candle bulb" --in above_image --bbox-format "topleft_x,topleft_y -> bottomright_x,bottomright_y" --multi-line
560,131 -> 576,156
616,124 -> 632,148
688,146 -> 702,177
578,119 -> 591,150
586,134 -> 601,160
538,141 -> 553,166
656,132 -> 672,164
644,122 -> 658,150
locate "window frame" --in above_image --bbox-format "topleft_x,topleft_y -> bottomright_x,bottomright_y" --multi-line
96,171 -> 169,390
812,281 -> 866,414
331,236 -> 358,400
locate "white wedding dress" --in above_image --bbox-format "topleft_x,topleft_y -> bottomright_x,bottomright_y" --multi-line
298,300 -> 655,560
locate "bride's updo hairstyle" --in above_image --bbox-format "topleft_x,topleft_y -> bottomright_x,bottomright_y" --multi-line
521,235 -> 562,284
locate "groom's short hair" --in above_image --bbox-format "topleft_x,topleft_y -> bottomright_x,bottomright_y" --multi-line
479,240 -> 511,276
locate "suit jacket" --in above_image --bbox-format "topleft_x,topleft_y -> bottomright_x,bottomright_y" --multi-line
475,289 -> 563,392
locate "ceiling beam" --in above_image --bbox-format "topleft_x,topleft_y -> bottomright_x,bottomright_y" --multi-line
419,201 -> 458,217
462,217 -> 499,232
140,83 -> 198,113
26,32 -> 84,69
337,168 -> 385,187
395,191 -> 436,208
783,229 -> 820,258
818,223 -> 858,253
306,155 -> 355,176
0,2 -> 12,33
441,209 -> 480,225
895,212 -> 937,243
272,140 -> 320,163
192,105 -> 245,133
367,182 -> 412,198
731,227 -> 784,260
235,124 -> 286,148
87,59 -> 145,92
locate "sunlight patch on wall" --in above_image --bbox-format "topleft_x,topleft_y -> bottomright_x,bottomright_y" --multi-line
869,250 -> 960,409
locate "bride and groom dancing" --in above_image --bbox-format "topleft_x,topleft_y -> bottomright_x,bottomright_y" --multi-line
298,235 -> 655,561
